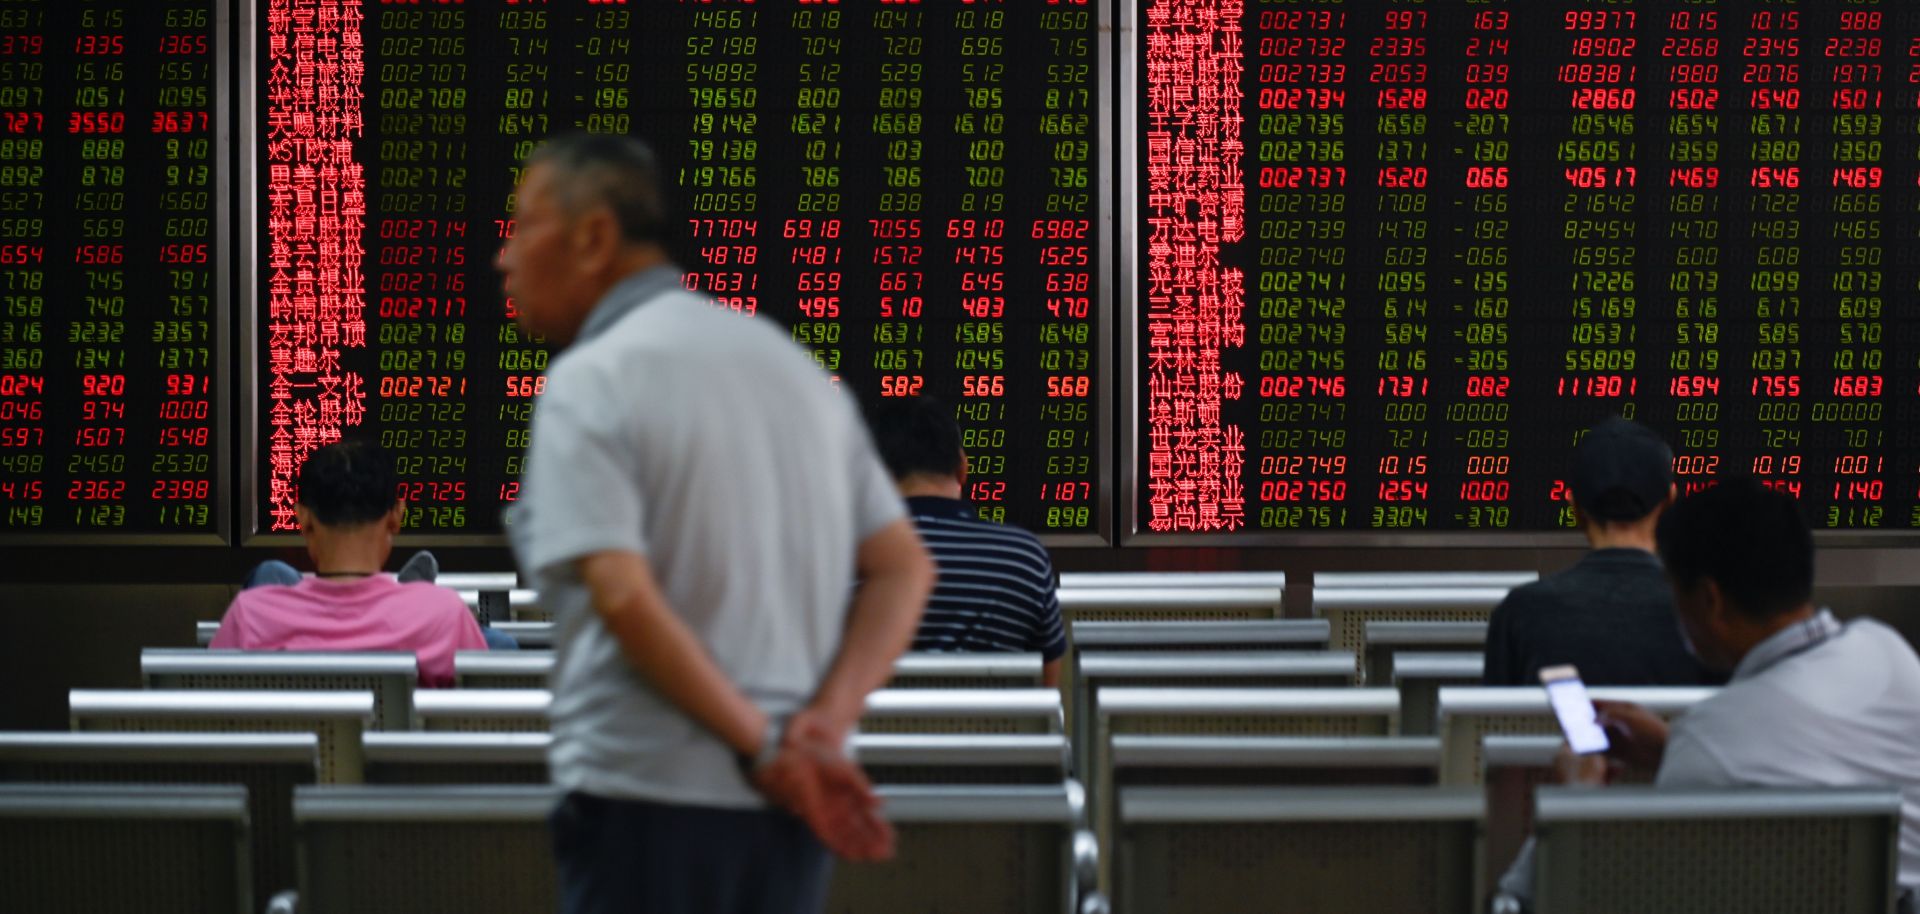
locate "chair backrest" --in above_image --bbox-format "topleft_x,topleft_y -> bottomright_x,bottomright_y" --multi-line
1361,620 -> 1489,685
1110,735 -> 1442,789
1100,736 -> 1443,897
460,588 -> 544,622
1114,786 -> 1482,914
434,572 -> 518,592
202,615 -> 538,648
1096,687 -> 1399,741
450,651 -> 1049,691
862,688 -> 1065,734
294,785 -> 558,914
1480,734 -> 1563,896
70,689 -> 373,784
1392,652 -> 1487,736
362,732 -> 551,785
142,650 -> 416,731
1072,651 -> 1357,779
410,688 -> 1067,735
488,622 -> 552,649
827,782 -> 1088,914
453,651 -> 550,689
1059,571 -> 1285,593
854,733 -> 1071,785
0,732 -> 315,914
1061,587 -> 1281,623
1314,571 -> 1538,590
1070,620 -> 1330,652
1532,786 -> 1902,914
1093,688 -> 1399,813
410,689 -> 551,733
1312,588 -> 1510,677
1436,686 -> 1717,785
890,652 -> 1046,689
0,783 -> 253,914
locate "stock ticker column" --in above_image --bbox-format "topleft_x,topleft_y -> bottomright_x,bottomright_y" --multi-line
256,1 -> 1104,538
1139,0 -> 1920,535
0,0 -> 221,537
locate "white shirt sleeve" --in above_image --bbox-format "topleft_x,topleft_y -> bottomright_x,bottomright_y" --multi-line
514,368 -> 649,578
1656,716 -> 1741,788
847,421 -> 907,540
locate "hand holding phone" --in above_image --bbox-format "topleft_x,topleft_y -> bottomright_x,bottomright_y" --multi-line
1591,699 -> 1671,772
1539,664 -> 1610,755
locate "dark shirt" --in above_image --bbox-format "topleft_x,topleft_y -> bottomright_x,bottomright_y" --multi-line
906,496 -> 1067,661
1483,548 -> 1719,687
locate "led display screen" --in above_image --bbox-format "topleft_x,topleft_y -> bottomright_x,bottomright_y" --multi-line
1136,0 -> 1920,536
253,0 -> 1107,539
0,0 -> 224,539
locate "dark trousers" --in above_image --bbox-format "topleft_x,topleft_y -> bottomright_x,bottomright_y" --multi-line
551,792 -> 834,914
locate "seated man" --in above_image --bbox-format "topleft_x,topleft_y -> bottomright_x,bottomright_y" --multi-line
1505,478 -> 1920,911
1484,417 -> 1715,686
868,397 -> 1067,686
212,440 -> 488,686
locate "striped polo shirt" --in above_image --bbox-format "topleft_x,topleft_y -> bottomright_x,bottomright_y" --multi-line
905,496 -> 1068,661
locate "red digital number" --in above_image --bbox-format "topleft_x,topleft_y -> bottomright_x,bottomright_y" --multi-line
157,34 -> 208,55
1045,375 -> 1090,398
151,479 -> 210,501
158,243 -> 209,265
81,374 -> 125,397
70,479 -> 127,501
73,35 -> 123,55
66,111 -> 124,134
962,375 -> 1005,398
797,296 -> 840,319
878,375 -> 923,398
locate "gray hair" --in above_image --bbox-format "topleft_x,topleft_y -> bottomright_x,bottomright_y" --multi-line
526,132 -> 669,243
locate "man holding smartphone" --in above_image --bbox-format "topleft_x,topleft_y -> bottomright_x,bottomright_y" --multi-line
1483,417 -> 1717,687
1503,478 -> 1920,912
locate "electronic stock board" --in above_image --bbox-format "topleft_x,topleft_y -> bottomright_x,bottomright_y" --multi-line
6,0 -> 1920,546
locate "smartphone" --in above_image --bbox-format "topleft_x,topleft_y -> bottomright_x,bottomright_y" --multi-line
1539,664 -> 1610,755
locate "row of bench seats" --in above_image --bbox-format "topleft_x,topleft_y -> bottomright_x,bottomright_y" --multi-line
198,618 -> 1493,685
47,683 -> 1718,786
0,780 -> 1099,914
429,569 -> 1528,665
2,775 -> 1901,913
135,643 -> 1487,747
47,680 -> 1727,902
15,572 -> 1528,906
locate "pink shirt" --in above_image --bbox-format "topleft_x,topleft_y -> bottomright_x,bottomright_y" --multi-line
210,576 -> 488,687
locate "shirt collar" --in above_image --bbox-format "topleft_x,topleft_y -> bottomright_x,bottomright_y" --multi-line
1732,608 -> 1844,682
905,495 -> 977,520
574,264 -> 685,345
1579,547 -> 1662,568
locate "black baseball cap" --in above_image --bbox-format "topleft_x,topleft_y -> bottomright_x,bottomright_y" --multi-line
1571,418 -> 1675,522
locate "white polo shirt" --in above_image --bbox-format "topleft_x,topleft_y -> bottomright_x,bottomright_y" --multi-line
1660,610 -> 1920,891
510,267 -> 904,809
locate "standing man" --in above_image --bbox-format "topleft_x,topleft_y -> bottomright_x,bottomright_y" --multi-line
867,397 -> 1068,686
1483,417 -> 1716,686
498,132 -> 936,913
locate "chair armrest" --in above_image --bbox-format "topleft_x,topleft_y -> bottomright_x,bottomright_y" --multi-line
1072,827 -> 1099,904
